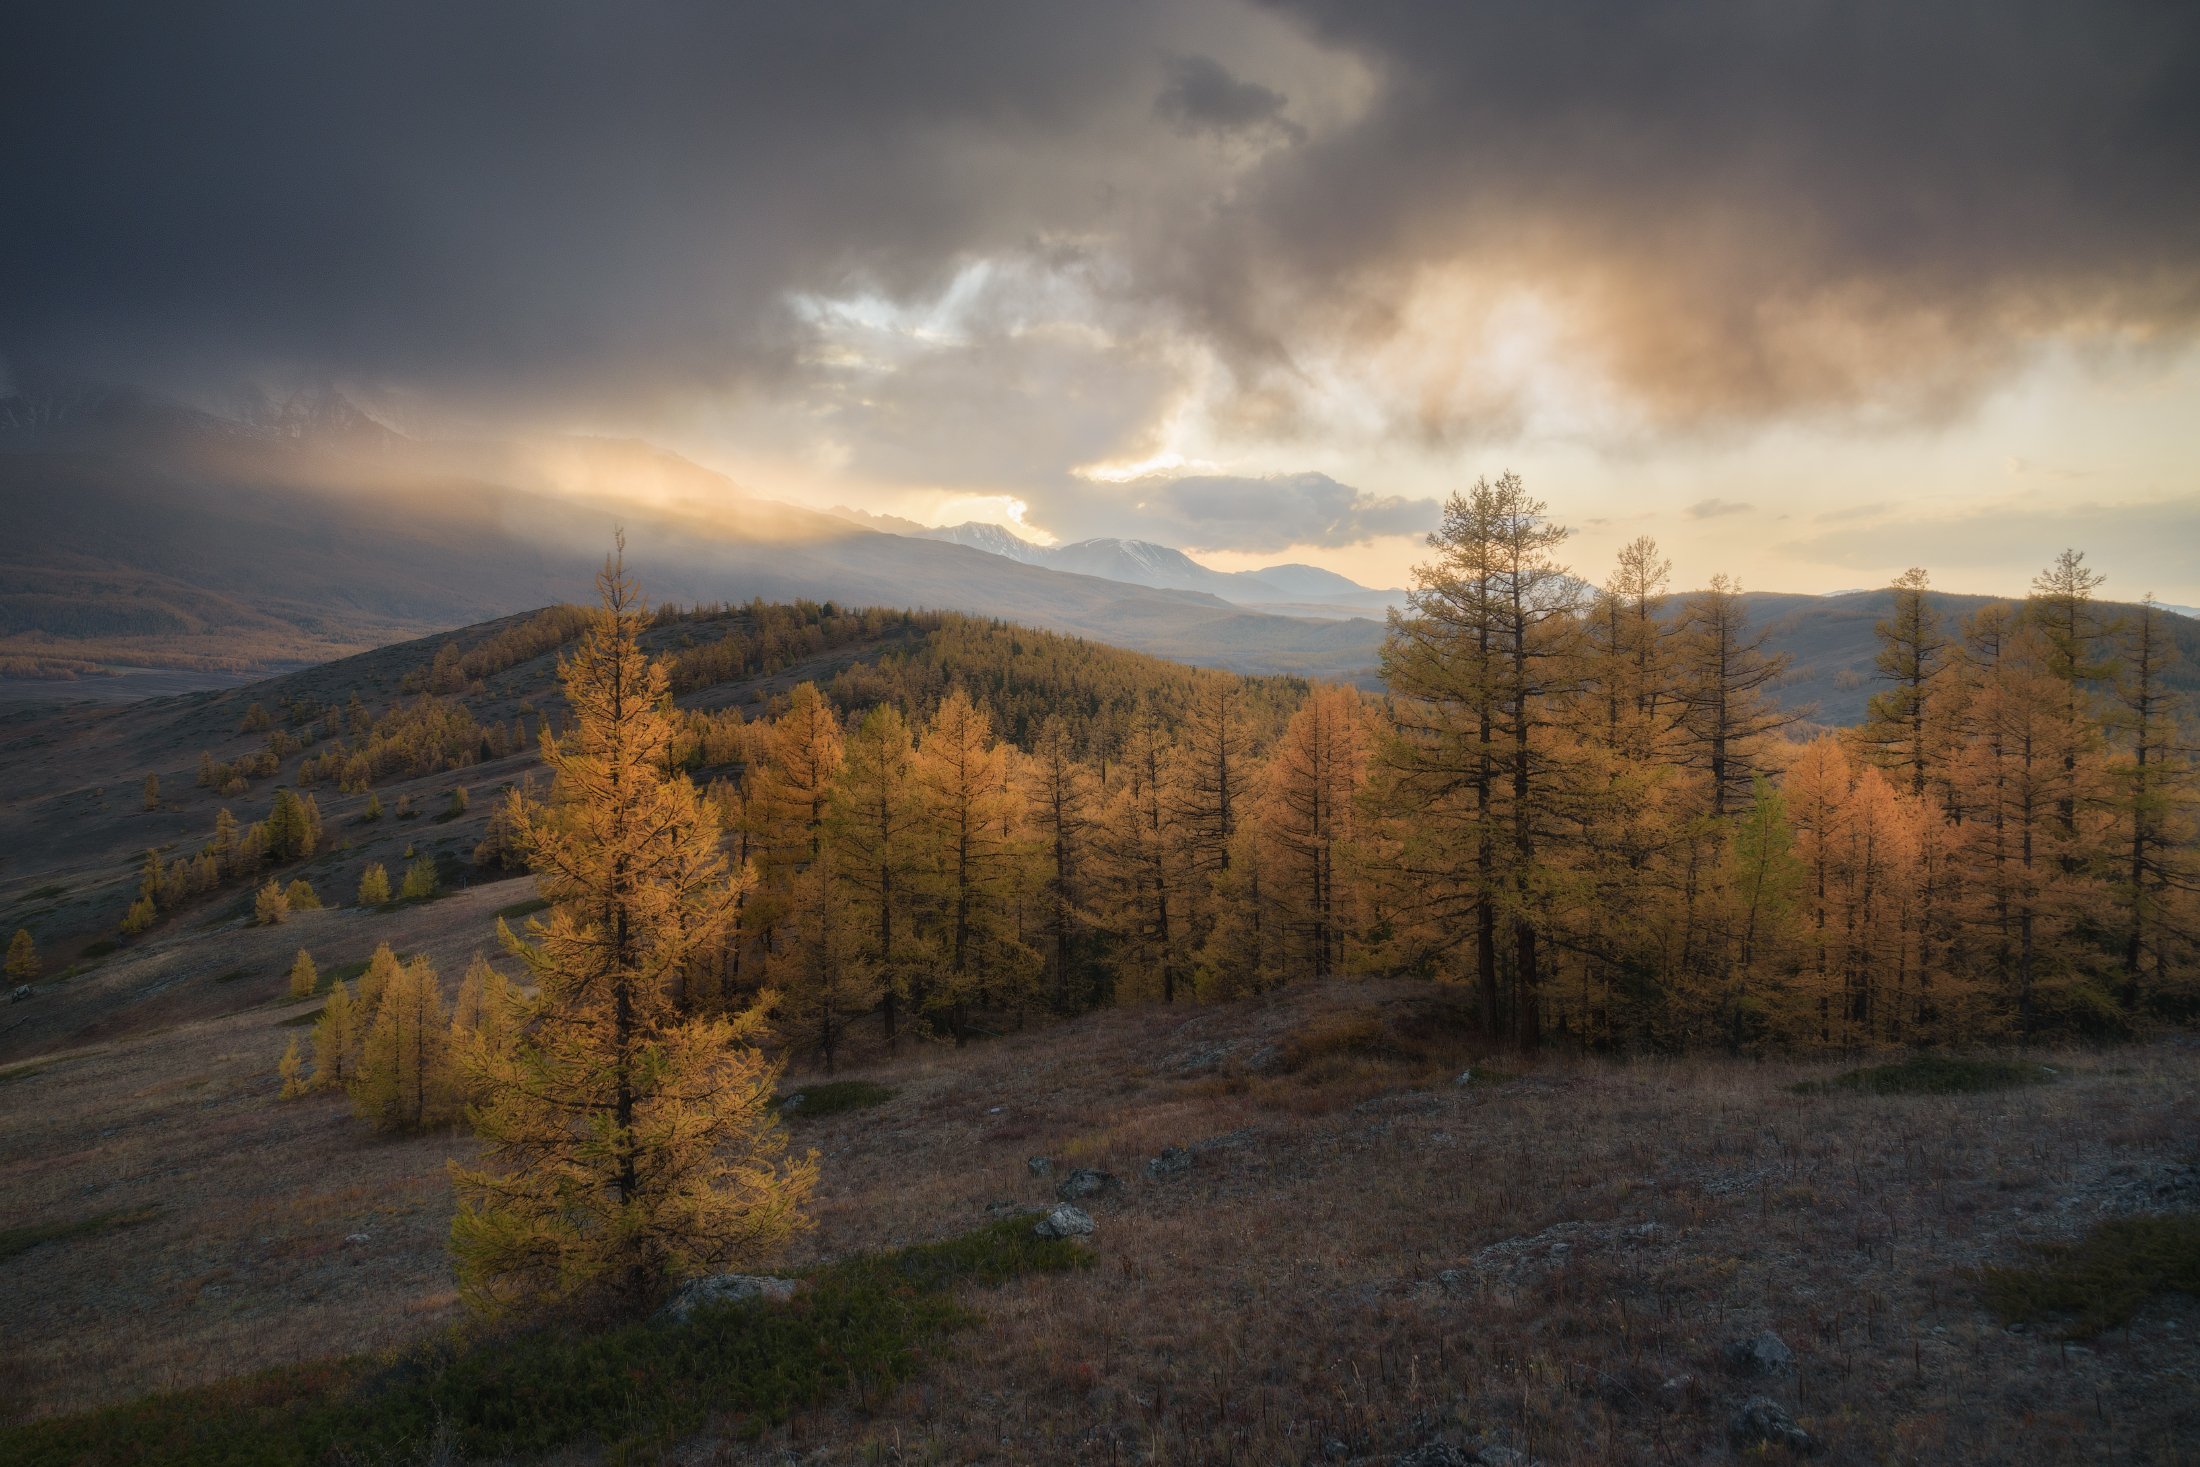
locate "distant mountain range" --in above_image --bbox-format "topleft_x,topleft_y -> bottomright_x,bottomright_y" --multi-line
829,512 -> 1403,620
0,378 -> 1392,685
4,376 -> 2192,722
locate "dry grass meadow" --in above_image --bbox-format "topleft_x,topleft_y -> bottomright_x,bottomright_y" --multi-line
4,943 -> 2196,1464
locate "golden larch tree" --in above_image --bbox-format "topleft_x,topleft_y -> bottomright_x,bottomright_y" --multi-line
450,547 -> 814,1316
352,954 -> 460,1133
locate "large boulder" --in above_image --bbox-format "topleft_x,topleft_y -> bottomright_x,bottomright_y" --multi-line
658,1273 -> 803,1324
1034,1204 -> 1095,1240
1723,1329 -> 1795,1378
1056,1167 -> 1120,1202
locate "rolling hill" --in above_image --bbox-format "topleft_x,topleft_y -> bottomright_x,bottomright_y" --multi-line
0,381 -> 1390,685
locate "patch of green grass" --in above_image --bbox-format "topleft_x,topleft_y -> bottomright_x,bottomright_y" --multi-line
0,1216 -> 1089,1465
1973,1214 -> 2200,1339
212,968 -> 251,985
495,896 -> 551,922
29,883 -> 69,899
0,1064 -> 49,1087
0,1206 -> 162,1263
778,1079 -> 895,1119
1792,1054 -> 2058,1096
81,937 -> 119,959
277,1008 -> 322,1027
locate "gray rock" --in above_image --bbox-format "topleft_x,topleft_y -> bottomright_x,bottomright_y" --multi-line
1730,1396 -> 1815,1453
1034,1204 -> 1095,1240
985,1199 -> 1034,1219
1247,1043 -> 1284,1074
659,1273 -> 802,1323
778,1092 -> 805,1113
1056,1167 -> 1120,1202
1435,1268 -> 1472,1298
1027,1155 -> 1053,1177
1394,1445 -> 1474,1467
1723,1329 -> 1796,1378
10,984 -> 29,1003
1145,1145 -> 1193,1180
1452,1068 -> 1474,1086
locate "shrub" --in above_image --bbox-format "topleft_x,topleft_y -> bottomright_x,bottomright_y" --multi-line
283,879 -> 321,911
252,882 -> 290,926
1973,1214 -> 2200,1338
0,1217 -> 1090,1464
1794,1055 -> 2058,1097
778,1080 -> 895,1120
356,864 -> 391,906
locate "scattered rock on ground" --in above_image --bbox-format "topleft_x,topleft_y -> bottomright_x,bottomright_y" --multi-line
658,1273 -> 803,1323
1730,1396 -> 1815,1453
1392,1444 -> 1473,1467
1056,1167 -> 1120,1202
1034,1204 -> 1095,1240
779,1093 -> 805,1113
1027,1155 -> 1053,1176
1145,1145 -> 1192,1179
1443,1219 -> 1666,1290
1452,1068 -> 1473,1086
1723,1329 -> 1796,1377
985,1199 -> 1035,1218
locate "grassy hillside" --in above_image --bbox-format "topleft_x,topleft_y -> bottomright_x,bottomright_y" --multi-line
2,972 -> 2192,1461
0,600 -> 1307,1007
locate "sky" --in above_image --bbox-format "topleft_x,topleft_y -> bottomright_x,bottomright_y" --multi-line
4,1 -> 2197,600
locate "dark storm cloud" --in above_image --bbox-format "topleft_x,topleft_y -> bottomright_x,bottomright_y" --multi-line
1221,0 -> 2200,426
2,0 -> 2196,455
0,1 -> 1216,413
1154,55 -> 1300,141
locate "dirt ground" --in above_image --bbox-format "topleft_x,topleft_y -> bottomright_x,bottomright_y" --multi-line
3,952 -> 2195,1464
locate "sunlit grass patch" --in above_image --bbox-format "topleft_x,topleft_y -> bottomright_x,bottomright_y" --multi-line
1972,1214 -> 2200,1339
1794,1055 -> 2058,1096
0,1216 -> 1089,1465
494,896 -> 550,923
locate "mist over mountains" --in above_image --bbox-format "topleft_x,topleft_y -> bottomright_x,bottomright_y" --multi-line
3,377 -> 2191,722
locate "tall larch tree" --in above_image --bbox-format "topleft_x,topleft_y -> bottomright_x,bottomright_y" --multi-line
2028,548 -> 2116,857
825,704 -> 922,1044
310,979 -> 357,1091
1260,683 -> 1370,982
1022,713 -> 1096,1011
1857,568 -> 1951,798
1098,710 -> 1191,1004
1377,479 -> 1510,1032
2108,596 -> 2196,1010
1672,575 -> 1794,819
1485,475 -> 1584,1048
451,547 -> 814,1316
911,687 -> 1038,1040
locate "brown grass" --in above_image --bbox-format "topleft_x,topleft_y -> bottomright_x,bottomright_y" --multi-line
2,976 -> 2195,1464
